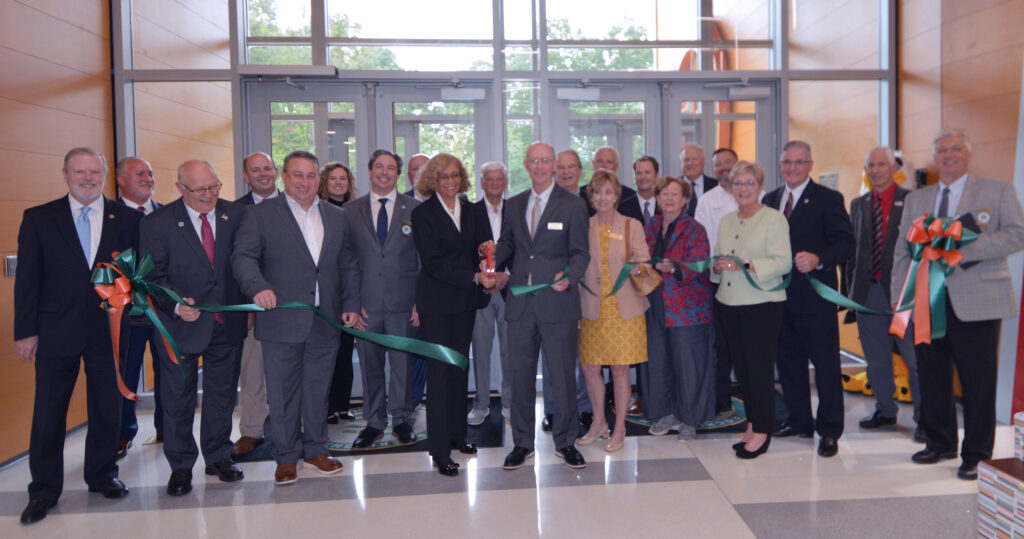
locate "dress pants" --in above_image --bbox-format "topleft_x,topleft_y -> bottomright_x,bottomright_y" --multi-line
120,326 -> 163,441
712,287 -> 735,410
776,306 -> 845,439
915,301 -> 1000,466
471,292 -> 510,411
410,340 -> 427,408
421,311 -> 475,458
237,327 -> 269,438
327,331 -> 356,414
261,317 -> 340,464
542,353 -> 591,416
159,323 -> 242,471
856,282 -> 920,420
718,301 -> 784,433
29,340 -> 121,502
508,300 -> 580,450
645,320 -> 716,428
356,310 -> 415,432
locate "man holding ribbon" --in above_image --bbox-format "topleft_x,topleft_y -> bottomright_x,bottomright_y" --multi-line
894,129 -> 1024,480
232,150 -> 361,485
140,160 -> 247,496
15,147 -> 140,524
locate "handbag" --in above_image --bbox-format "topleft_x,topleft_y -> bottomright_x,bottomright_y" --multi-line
624,219 -> 661,296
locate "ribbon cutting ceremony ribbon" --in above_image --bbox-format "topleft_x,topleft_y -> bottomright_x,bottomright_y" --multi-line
510,265 -> 578,296
93,249 -> 470,400
889,214 -> 977,344
682,255 -> 792,293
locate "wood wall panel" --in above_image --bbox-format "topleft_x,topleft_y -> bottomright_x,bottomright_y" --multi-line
132,0 -> 230,70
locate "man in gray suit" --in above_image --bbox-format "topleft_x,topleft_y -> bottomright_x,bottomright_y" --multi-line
344,149 -> 421,448
232,150 -> 361,485
895,129 -> 1024,480
140,160 -> 247,496
492,141 -> 591,470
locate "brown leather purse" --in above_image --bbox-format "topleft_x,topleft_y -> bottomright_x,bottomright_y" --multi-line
624,219 -> 661,296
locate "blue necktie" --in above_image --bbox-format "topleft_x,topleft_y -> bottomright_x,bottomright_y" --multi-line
76,206 -> 91,264
643,201 -> 652,226
377,198 -> 388,245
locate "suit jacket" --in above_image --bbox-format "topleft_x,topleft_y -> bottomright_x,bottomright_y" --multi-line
763,179 -> 855,314
14,196 -> 141,357
618,194 -> 656,223
891,175 -> 1024,321
412,195 -> 490,315
140,198 -> 247,353
844,185 -> 910,322
580,212 -> 650,321
235,190 -> 281,206
343,192 -> 420,314
120,197 -> 161,329
494,184 -> 590,323
686,176 -> 719,216
231,195 -> 360,343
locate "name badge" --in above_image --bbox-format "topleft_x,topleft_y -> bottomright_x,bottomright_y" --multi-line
609,233 -> 623,240
894,200 -> 903,207
547,222 -> 564,230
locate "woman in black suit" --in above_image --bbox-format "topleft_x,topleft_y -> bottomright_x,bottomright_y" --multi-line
318,162 -> 358,424
411,154 -> 494,476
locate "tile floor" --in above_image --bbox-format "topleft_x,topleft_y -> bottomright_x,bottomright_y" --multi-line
0,391 -> 998,538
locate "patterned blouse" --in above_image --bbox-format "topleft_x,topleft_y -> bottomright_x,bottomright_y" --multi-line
644,213 -> 713,327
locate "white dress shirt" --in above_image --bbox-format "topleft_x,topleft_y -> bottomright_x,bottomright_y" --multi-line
779,177 -> 812,212
121,197 -> 155,215
484,196 -> 503,241
934,173 -> 968,217
252,190 -> 279,204
183,204 -> 217,242
526,182 -> 555,236
68,194 -> 103,267
285,194 -> 324,306
370,188 -> 398,233
437,192 -> 461,232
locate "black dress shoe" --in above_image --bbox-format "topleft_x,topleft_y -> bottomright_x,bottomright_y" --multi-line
503,446 -> 535,470
957,462 -> 978,480
433,456 -> 460,476
166,469 -> 193,496
205,458 -> 244,482
541,415 -> 553,432
912,448 -> 957,464
88,477 -> 129,499
913,425 -> 927,444
817,437 -> 839,457
393,421 -> 416,444
555,445 -> 587,469
773,424 -> 813,438
352,426 -> 383,449
736,435 -> 771,459
326,412 -> 339,424
452,441 -> 477,454
858,410 -> 898,429
20,498 -> 56,525
338,411 -> 356,421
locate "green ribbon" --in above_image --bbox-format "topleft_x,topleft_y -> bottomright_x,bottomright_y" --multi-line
511,266 -> 587,296
92,249 -> 469,372
682,255 -> 791,293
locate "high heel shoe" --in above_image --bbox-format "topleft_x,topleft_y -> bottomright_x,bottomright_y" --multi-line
605,437 -> 624,452
735,435 -> 771,459
577,425 -> 610,445
433,456 -> 460,476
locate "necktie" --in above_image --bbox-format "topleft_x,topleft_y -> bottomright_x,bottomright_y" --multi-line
784,192 -> 794,219
377,198 -> 388,245
529,194 -> 542,239
643,201 -> 652,226
200,213 -> 223,324
136,205 -> 146,215
937,187 -> 950,218
870,193 -> 884,276
76,206 -> 91,264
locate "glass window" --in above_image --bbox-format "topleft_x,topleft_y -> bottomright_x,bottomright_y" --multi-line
546,0 -> 699,41
504,0 -> 534,41
394,102 -> 477,199
568,101 -> 645,183
248,45 -> 313,65
788,0 -> 880,70
712,0 -> 772,40
132,0 -> 231,69
504,46 -> 536,71
247,0 -> 311,37
330,46 -> 492,71
326,0 -> 492,39
505,82 -> 540,194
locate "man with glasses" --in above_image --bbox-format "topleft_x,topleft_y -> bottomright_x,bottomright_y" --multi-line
140,160 -> 247,496
763,140 -> 855,458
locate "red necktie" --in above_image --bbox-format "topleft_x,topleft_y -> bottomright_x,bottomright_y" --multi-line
200,213 -> 223,324
784,192 -> 794,219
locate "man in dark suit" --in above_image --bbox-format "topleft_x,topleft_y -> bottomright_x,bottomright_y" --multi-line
232,150 -> 360,485
15,147 -> 139,524
763,140 -> 855,458
403,153 -> 430,201
492,141 -> 591,470
680,144 -> 718,217
344,149 -> 421,448
469,162 -> 510,425
230,152 -> 279,458
844,147 -> 920,439
114,156 -> 164,459
618,155 -> 660,225
140,160 -> 247,496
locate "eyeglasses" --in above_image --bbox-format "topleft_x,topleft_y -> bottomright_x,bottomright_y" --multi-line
180,180 -> 222,195
527,158 -> 552,165
437,173 -> 462,181
732,179 -> 759,189
780,160 -> 811,167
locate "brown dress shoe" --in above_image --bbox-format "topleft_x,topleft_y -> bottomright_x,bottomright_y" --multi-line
303,454 -> 344,475
231,436 -> 264,457
274,463 -> 298,485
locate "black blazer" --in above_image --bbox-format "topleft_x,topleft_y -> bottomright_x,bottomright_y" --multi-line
762,180 -> 855,314
618,194 -> 657,223
843,185 -> 910,322
412,195 -> 489,315
14,196 -> 141,357
686,176 -> 719,216
140,198 -> 247,353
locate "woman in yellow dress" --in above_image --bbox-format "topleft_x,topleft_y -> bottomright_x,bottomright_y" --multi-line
578,170 -> 651,452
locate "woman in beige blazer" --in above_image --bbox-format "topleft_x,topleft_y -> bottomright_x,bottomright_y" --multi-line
578,170 -> 651,452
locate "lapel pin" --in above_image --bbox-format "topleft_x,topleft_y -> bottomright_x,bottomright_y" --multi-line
108,214 -> 115,219
221,214 -> 229,221
178,221 -> 185,227
803,199 -> 809,204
